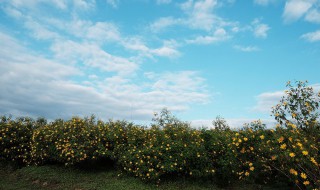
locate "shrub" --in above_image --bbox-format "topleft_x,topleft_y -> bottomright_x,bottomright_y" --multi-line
0,116 -> 35,165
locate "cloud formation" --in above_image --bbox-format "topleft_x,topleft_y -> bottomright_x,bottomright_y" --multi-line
233,45 -> 260,52
283,0 -> 319,23
0,1 -> 210,121
301,30 -> 320,42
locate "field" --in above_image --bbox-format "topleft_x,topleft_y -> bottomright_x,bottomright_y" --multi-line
0,161 -> 290,190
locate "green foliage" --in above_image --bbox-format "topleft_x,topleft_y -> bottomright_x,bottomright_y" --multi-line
272,80 -> 320,131
0,116 -> 35,165
152,108 -> 189,129
212,116 -> 230,131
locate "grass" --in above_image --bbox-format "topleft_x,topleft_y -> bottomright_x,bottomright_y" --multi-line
0,161 -> 290,190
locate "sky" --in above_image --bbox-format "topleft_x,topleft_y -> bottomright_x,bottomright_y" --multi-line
0,0 -> 320,128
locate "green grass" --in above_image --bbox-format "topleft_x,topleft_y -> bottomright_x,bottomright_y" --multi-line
0,161 -> 289,190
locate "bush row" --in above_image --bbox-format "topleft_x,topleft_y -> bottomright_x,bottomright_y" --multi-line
0,115 -> 319,189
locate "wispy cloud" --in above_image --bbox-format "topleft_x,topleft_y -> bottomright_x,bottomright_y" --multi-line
283,0 -> 315,23
301,30 -> 320,42
252,18 -> 270,38
150,0 -> 235,32
157,0 -> 172,5
106,0 -> 119,8
0,0 -> 210,121
150,17 -> 181,32
186,28 -> 231,44
180,0 -> 218,31
254,0 -> 275,6
233,45 -> 260,52
50,40 -> 138,75
253,91 -> 284,113
305,9 -> 320,23
0,31 -> 209,120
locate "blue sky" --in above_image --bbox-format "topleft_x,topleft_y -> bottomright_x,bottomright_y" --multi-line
0,0 -> 320,127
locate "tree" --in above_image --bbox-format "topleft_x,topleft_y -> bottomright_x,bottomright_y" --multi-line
152,108 -> 186,128
271,80 -> 320,131
212,115 -> 230,130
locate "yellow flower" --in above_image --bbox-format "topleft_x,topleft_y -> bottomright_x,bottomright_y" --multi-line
250,167 -> 254,171
278,136 -> 284,143
249,163 -> 253,167
260,135 -> 265,140
303,181 -> 310,185
289,168 -> 298,176
280,144 -> 287,150
245,171 -> 250,176
310,157 -> 318,166
243,137 -> 248,141
302,151 -> 308,156
300,172 -> 307,179
289,152 -> 295,158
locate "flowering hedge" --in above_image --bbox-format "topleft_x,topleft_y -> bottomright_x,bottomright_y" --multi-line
1,116 -> 319,188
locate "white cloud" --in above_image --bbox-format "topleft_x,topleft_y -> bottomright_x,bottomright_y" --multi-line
305,9 -> 320,23
301,30 -> 320,42
254,0 -> 269,6
252,19 -> 270,38
233,45 -> 260,52
150,17 -> 181,32
150,0 -> 235,33
151,46 -> 180,57
106,0 -> 119,8
283,0 -> 315,22
122,37 -> 180,58
253,91 -> 284,113
0,32 -> 210,121
254,0 -> 276,6
186,28 -> 230,44
73,0 -> 95,10
86,22 -> 121,42
3,6 -> 23,19
252,84 -> 320,113
157,0 -> 172,5
9,0 -> 68,10
24,19 -> 61,40
181,0 -> 218,31
254,24 -> 270,38
0,0 -> 211,121
51,40 -> 138,75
